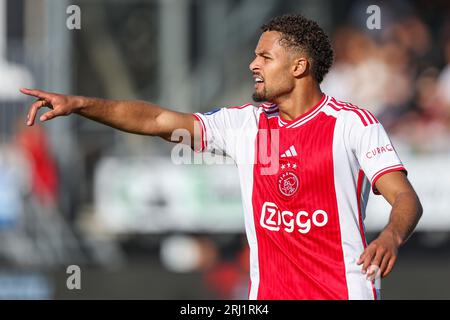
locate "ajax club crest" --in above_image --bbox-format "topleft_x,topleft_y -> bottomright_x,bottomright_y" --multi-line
278,160 -> 300,197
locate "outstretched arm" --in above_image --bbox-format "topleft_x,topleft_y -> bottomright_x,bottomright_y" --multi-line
357,171 -> 423,279
20,88 -> 197,143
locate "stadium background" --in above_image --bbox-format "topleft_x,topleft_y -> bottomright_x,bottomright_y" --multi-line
0,0 -> 449,299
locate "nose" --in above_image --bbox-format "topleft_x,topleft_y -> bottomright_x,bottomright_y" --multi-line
249,57 -> 259,72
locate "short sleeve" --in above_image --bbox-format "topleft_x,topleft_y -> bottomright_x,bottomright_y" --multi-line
192,105 -> 257,160
349,114 -> 407,195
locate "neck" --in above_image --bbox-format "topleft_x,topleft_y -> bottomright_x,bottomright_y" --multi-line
276,82 -> 323,121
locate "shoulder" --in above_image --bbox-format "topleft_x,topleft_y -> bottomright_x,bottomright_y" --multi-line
199,103 -> 257,119
222,102 -> 278,118
226,102 -> 275,112
325,96 -> 379,128
197,103 -> 262,130
225,103 -> 258,113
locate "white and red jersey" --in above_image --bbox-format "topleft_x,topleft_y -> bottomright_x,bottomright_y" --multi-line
192,94 -> 406,300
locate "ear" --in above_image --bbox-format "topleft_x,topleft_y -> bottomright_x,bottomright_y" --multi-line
292,58 -> 308,78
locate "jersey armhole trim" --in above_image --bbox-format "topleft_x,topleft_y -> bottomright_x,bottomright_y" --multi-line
371,165 -> 407,195
192,113 -> 207,152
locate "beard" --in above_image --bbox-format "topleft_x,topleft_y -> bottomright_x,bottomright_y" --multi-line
252,91 -> 266,102
252,79 -> 291,103
252,87 -> 270,102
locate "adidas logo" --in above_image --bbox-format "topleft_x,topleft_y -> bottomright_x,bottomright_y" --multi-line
280,145 -> 298,158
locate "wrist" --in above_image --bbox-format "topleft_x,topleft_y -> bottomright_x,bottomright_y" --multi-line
74,95 -> 89,113
382,227 -> 403,247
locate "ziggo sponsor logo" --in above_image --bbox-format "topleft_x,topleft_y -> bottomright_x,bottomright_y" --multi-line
260,202 -> 328,234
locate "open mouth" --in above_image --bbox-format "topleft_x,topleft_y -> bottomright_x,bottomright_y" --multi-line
253,75 -> 264,88
253,75 -> 264,83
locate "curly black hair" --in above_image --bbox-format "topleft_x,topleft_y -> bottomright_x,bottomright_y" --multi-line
261,14 -> 334,83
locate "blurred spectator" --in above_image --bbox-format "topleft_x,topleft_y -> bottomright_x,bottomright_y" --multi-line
14,121 -> 59,207
0,61 -> 33,102
203,241 -> 249,300
160,235 -> 218,273
323,7 -> 450,153
322,27 -> 397,114
0,141 -> 29,229
392,67 -> 450,153
436,35 -> 450,111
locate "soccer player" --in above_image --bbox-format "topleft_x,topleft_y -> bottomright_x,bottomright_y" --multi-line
21,14 -> 422,300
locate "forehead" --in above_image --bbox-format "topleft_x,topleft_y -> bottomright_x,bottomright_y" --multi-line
255,31 -> 285,54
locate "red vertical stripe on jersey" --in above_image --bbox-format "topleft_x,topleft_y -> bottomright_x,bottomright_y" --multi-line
356,170 -> 367,248
251,112 -> 348,299
192,114 -> 206,151
356,169 -> 378,300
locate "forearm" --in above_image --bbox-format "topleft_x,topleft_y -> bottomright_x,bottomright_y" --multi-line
76,97 -> 165,135
381,191 -> 423,246
21,88 -> 197,143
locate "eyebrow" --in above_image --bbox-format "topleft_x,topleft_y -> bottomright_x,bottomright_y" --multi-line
255,51 -> 272,56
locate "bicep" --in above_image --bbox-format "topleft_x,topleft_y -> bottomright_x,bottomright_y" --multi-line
375,171 -> 415,205
150,108 -> 197,145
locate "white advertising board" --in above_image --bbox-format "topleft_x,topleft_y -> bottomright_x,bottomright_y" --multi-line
94,154 -> 450,233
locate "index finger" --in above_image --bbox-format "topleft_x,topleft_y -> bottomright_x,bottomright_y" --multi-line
20,88 -> 52,100
26,99 -> 47,126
